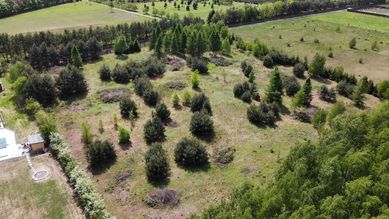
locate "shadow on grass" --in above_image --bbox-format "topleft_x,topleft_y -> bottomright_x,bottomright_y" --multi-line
148,177 -> 171,188
119,141 -> 132,150
61,92 -> 88,105
90,158 -> 117,175
115,55 -> 128,61
178,162 -> 211,173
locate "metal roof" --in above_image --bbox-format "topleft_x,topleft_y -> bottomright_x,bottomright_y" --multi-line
28,134 -> 44,144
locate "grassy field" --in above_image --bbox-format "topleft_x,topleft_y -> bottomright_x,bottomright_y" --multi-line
231,11 -> 389,82
136,1 -> 249,18
0,2 -> 152,34
0,154 -> 84,219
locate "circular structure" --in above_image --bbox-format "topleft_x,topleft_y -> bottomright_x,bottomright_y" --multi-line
32,167 -> 51,181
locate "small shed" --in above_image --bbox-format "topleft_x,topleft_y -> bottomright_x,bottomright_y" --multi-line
28,134 -> 45,154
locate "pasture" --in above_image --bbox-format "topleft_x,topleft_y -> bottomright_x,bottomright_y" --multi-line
0,2 -> 151,34
231,11 -> 389,82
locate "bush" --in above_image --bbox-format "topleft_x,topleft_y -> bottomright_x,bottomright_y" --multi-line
283,75 -> 300,96
144,118 -> 166,144
143,89 -> 159,107
81,122 -> 92,144
22,74 -> 57,107
87,140 -> 116,168
24,98 -> 42,116
188,57 -> 208,74
349,37 -> 356,49
241,60 -> 253,77
119,97 -> 138,118
191,71 -> 200,88
312,109 -> 327,130
56,65 -> 88,98
99,64 -> 111,81
145,143 -> 170,182
263,55 -> 274,68
336,80 -> 354,97
241,91 -> 252,103
319,85 -> 336,102
190,111 -> 214,137
134,77 -> 152,97
377,80 -> 389,99
183,90 -> 192,106
118,127 -> 130,144
112,64 -> 130,84
247,102 -> 278,126
214,147 -> 235,166
191,93 -> 212,115
327,101 -> 346,123
172,92 -> 180,108
293,63 -> 305,78
144,57 -> 166,77
308,53 -> 326,78
36,111 -> 57,144
233,83 -> 245,98
155,103 -> 171,123
174,138 -> 208,167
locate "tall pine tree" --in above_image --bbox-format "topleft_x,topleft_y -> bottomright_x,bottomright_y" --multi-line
293,78 -> 312,107
266,66 -> 283,103
71,46 -> 83,68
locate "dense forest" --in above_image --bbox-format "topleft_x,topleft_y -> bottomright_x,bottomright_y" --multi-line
192,101 -> 389,218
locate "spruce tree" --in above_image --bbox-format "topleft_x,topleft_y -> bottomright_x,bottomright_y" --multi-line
145,143 -> 170,182
114,36 -> 127,55
352,83 -> 364,108
154,35 -> 164,58
209,28 -> 221,56
71,46 -> 83,68
293,78 -> 312,107
221,38 -> 231,56
308,53 -> 326,78
266,66 -> 283,103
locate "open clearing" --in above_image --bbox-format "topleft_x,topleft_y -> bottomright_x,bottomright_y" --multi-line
0,2 -> 151,34
0,154 -> 84,219
231,11 -> 389,82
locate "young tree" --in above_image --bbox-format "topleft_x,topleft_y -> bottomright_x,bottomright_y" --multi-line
29,44 -> 42,71
81,122 -> 92,144
174,138 -> 208,167
352,83 -> 364,108
112,64 -> 130,84
56,65 -> 88,98
293,63 -> 305,78
327,101 -> 346,123
191,71 -> 200,88
308,53 -> 326,78
377,80 -> 389,99
86,37 -> 102,60
114,36 -> 127,55
266,66 -> 283,103
312,109 -> 327,130
71,46 -> 83,68
209,29 -> 221,56
145,143 -> 170,181
99,64 -> 111,81
154,35 -> 164,58
283,75 -> 300,97
293,78 -> 312,107
349,37 -> 357,49
172,92 -> 180,108
191,93 -> 212,115
118,127 -> 131,144
221,38 -> 231,56
87,140 -> 116,168
155,103 -> 171,123
120,97 -> 138,118
22,74 -> 57,107
143,118 -> 166,144
190,111 -> 214,137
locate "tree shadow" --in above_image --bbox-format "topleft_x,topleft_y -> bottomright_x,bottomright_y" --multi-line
148,177 -> 171,188
115,55 -> 128,61
193,132 -> 215,143
119,141 -> 132,151
311,76 -> 332,85
90,158 -> 117,175
178,162 -> 211,173
192,87 -> 202,92
61,92 -> 88,105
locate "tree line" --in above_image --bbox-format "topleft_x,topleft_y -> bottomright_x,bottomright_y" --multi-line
207,0 -> 386,25
0,0 -> 72,18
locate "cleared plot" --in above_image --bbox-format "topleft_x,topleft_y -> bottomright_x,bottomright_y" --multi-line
0,154 -> 84,219
231,11 -> 389,82
0,2 -> 151,34
135,1 -> 249,18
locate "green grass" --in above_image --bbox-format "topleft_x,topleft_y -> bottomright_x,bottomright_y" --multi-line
231,11 -> 389,82
0,2 -> 152,34
136,1 -> 249,18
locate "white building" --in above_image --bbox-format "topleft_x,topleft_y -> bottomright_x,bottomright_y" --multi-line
0,127 -> 24,161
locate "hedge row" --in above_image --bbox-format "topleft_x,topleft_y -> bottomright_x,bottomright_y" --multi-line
49,133 -> 112,219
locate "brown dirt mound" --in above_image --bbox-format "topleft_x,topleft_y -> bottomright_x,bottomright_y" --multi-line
98,88 -> 131,103
146,188 -> 180,208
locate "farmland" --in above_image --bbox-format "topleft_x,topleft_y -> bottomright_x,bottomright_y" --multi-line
0,2 -> 152,34
231,11 -> 389,82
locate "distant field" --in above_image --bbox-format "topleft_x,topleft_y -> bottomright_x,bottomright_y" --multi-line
231,11 -> 389,82
0,2 -> 151,34
135,1 -> 249,18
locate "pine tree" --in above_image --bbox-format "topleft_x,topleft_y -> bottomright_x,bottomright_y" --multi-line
196,31 -> 207,57
113,36 -> 127,55
221,38 -> 231,56
293,78 -> 312,107
209,28 -> 221,56
308,53 -> 326,78
149,24 -> 161,50
266,66 -> 283,103
352,83 -> 364,108
29,44 -> 42,71
71,46 -> 83,68
186,32 -> 197,57
154,35 -> 164,58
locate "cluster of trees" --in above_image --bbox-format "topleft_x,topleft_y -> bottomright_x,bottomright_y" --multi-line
194,101 -> 389,219
247,102 -> 279,127
0,17 -> 204,62
189,93 -> 214,138
113,35 -> 141,55
207,0 -> 385,25
0,0 -> 71,18
149,22 -> 231,58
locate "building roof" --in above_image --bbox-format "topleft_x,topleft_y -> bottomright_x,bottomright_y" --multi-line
28,134 -> 44,144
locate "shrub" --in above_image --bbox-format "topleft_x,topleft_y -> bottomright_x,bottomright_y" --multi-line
174,138 -> 208,167
312,109 -> 327,130
266,67 -> 283,103
293,63 -> 305,78
56,65 -> 88,99
145,143 -> 170,182
327,101 -> 346,123
22,74 -> 57,107
118,127 -> 130,144
81,122 -> 92,144
293,78 -> 312,107
233,83 -> 245,98
144,57 -> 166,77
36,111 -> 57,144
213,147 -> 235,166
112,64 -> 130,84
99,64 -> 111,81
143,89 -> 159,107
188,57 -> 208,74
183,90 -> 192,106
319,85 -> 336,102
144,118 -> 166,144
114,36 -> 127,55
172,92 -> 180,108
263,55 -> 274,68
155,103 -> 171,123
349,37 -> 356,49
24,98 -> 42,116
241,91 -> 252,103
119,97 -> 138,118
190,111 -> 214,137
247,102 -> 278,126
377,80 -> 389,99
336,80 -> 354,97
283,75 -> 300,97
134,77 -> 152,97
308,53 -> 326,78
191,93 -> 212,115
87,140 -> 116,168
241,60 -> 253,77
191,71 -> 200,88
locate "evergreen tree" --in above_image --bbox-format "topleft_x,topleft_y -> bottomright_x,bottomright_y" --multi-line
56,65 -> 88,98
293,78 -> 312,107
221,38 -> 231,56
149,24 -> 162,50
114,36 -> 127,55
209,28 -> 221,56
266,66 -> 283,103
22,74 -> 57,107
352,83 -> 364,108
154,35 -> 164,58
71,46 -> 83,68
86,37 -> 102,60
308,53 -> 326,77
29,44 -> 42,71
145,143 -> 170,182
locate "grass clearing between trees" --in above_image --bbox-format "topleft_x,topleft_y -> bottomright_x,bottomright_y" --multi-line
0,2 -> 152,34
231,11 -> 389,82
